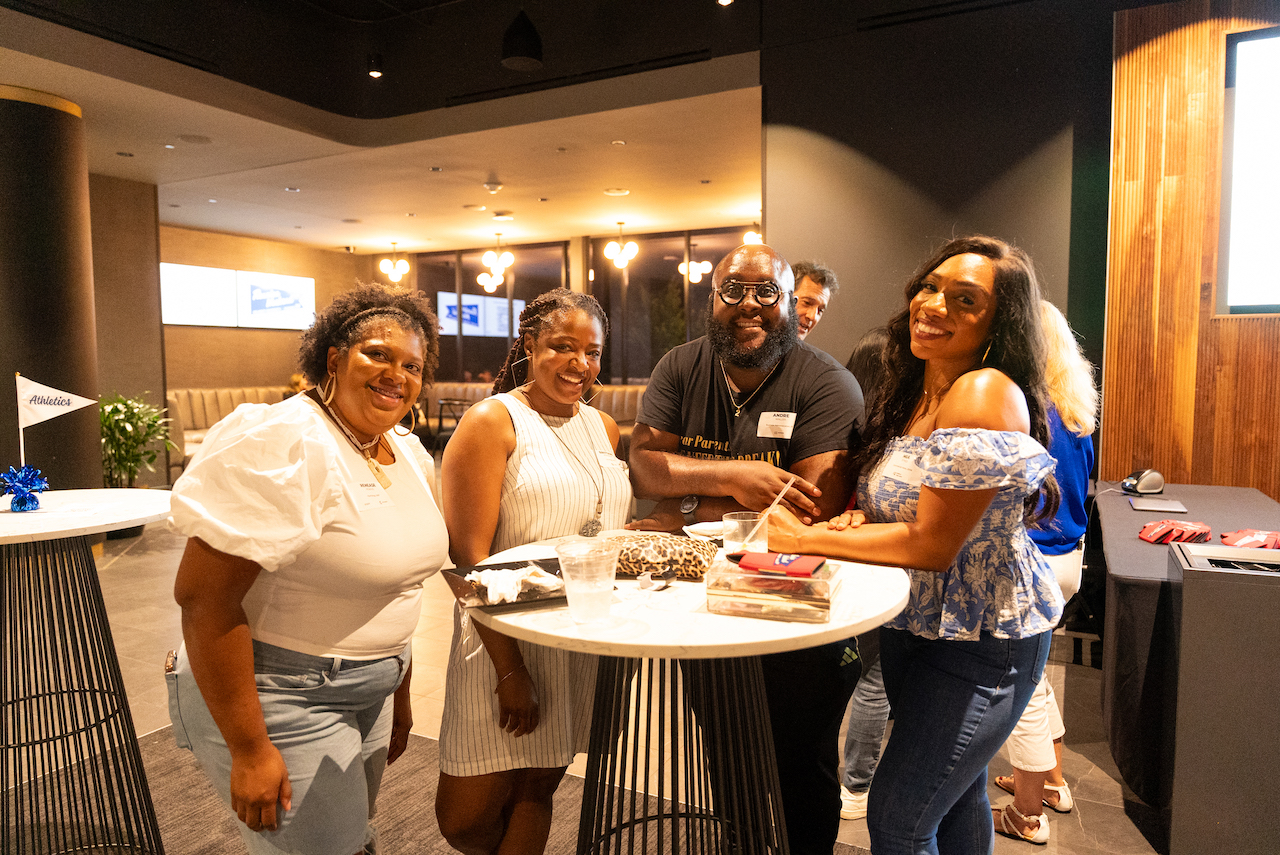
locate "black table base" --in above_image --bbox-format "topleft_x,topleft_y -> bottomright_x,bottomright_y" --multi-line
578,655 -> 787,855
2,536 -> 164,854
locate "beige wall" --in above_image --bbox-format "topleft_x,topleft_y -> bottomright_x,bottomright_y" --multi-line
89,174 -> 168,487
160,226 -> 374,388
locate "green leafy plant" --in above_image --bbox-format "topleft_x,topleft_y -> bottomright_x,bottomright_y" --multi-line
99,394 -> 176,488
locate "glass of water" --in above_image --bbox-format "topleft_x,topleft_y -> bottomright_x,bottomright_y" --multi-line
555,539 -> 621,624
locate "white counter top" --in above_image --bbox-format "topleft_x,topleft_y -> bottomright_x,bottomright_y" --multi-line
0,488 -> 172,544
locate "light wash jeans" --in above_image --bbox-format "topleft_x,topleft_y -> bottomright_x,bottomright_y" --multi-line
841,654 -> 888,793
868,627 -> 1050,855
167,640 -> 409,855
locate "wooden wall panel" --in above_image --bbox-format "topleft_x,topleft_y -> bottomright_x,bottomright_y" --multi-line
1102,0 -> 1280,501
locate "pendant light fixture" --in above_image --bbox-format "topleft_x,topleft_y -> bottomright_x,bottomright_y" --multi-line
478,234 -> 514,293
379,243 -> 409,282
679,259 -> 713,284
501,10 -> 543,71
743,225 -> 764,245
604,222 -> 639,269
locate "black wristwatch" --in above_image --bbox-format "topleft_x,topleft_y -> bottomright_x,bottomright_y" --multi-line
680,494 -> 700,525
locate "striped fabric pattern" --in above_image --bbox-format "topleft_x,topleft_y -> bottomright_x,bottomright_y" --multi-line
438,393 -> 632,776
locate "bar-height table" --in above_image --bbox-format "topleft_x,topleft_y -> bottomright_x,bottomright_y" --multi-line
468,538 -> 909,854
2,489 -> 172,854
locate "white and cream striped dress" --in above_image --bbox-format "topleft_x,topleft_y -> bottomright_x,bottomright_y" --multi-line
438,392 -> 632,775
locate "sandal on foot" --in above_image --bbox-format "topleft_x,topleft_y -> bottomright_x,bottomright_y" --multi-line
994,776 -> 1074,813
993,803 -> 1050,844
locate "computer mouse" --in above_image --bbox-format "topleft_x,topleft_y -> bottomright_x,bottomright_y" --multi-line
1121,468 -> 1164,495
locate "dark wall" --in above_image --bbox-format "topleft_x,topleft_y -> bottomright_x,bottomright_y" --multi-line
760,0 -> 1118,368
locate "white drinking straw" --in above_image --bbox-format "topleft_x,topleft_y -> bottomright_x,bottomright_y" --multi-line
742,474 -> 797,550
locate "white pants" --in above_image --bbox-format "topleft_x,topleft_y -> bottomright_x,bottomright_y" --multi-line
1004,546 -> 1083,772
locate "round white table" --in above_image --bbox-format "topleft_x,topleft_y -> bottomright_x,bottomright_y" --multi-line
1,489 -> 172,854
467,536 -> 909,855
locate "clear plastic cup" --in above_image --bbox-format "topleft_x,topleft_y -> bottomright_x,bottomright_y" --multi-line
722,511 -> 767,554
554,539 -> 620,624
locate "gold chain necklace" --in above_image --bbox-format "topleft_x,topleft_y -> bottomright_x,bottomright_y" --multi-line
531,401 -> 605,537
720,358 -> 781,418
320,399 -> 392,489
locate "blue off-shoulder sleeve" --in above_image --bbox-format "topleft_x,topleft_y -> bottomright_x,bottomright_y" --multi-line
918,428 -> 1054,493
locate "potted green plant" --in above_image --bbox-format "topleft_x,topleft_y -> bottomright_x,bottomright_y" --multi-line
99,394 -> 176,489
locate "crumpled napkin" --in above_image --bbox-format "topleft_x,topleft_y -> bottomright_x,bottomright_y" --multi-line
465,565 -> 564,604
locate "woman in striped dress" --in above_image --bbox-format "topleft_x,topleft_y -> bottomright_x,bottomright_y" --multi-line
435,289 -> 632,854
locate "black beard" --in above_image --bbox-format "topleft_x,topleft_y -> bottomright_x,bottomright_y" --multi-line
705,301 -> 799,369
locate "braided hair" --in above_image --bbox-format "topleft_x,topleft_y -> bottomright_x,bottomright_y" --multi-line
850,236 -> 1059,524
298,282 -> 439,401
492,288 -> 610,395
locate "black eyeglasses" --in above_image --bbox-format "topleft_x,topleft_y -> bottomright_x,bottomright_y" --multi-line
715,279 -> 787,307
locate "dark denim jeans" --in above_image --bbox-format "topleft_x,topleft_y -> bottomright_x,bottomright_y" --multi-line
868,627 -> 1050,855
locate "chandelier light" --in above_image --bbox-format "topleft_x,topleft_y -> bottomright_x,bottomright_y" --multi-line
604,222 -> 639,269
743,225 -> 764,245
679,259 -> 714,284
379,242 -> 409,282
478,234 -> 514,293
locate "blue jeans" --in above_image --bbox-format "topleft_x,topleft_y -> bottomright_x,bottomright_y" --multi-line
868,627 -> 1050,855
168,640 -> 410,855
841,654 -> 888,793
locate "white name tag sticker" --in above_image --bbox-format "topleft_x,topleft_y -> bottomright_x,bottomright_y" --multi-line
882,450 -> 922,487
757,411 -> 797,439
352,479 -> 393,511
597,450 -> 627,468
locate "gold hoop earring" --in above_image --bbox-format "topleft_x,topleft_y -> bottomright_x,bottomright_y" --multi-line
981,341 -> 993,365
321,372 -> 336,405
394,403 -> 418,436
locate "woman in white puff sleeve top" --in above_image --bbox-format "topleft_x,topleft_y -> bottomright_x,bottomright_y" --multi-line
769,237 -> 1064,855
168,285 -> 447,855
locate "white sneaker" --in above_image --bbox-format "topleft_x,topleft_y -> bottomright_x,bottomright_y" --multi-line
840,785 -> 868,820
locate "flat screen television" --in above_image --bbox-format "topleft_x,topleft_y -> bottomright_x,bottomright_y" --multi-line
1217,25 -> 1280,315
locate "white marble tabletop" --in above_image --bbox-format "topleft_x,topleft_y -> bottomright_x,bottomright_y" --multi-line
467,534 -> 910,659
0,488 -> 172,545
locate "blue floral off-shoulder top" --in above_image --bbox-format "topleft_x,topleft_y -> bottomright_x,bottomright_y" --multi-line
858,428 -> 1063,641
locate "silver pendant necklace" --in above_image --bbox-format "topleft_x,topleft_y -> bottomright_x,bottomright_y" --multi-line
529,395 -> 605,537
320,398 -> 392,489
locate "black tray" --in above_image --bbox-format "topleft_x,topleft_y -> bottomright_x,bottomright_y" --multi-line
449,558 -> 567,613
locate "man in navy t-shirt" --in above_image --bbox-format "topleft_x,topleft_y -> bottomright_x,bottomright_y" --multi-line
629,243 -> 865,854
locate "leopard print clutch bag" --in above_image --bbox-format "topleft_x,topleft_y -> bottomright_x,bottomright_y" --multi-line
604,533 -> 719,580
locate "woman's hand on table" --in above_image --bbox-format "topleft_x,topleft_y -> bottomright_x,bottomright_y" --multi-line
827,510 -> 866,531
495,666 -> 541,737
229,741 -> 292,832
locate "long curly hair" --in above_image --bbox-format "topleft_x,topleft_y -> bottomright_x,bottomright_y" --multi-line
492,288 -> 610,395
851,236 -> 1059,523
297,282 -> 439,401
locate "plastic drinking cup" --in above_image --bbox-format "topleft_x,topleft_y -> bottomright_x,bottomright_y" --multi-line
555,539 -> 620,624
722,511 -> 767,554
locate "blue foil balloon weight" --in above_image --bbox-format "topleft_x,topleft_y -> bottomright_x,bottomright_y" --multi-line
1,465 -> 50,512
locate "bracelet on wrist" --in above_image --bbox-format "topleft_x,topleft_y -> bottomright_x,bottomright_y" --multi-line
494,663 -> 527,692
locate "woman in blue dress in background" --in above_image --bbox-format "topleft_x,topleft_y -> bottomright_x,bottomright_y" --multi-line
770,236 -> 1062,855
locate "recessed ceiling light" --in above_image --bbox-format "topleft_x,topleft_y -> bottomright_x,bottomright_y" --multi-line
429,166 -> 443,172
116,151 -> 133,157
492,211 -> 514,221
164,144 -> 175,150
342,218 -> 361,223
463,205 -> 487,212
179,134 -> 212,145
718,0 -> 734,6
603,188 -> 630,196
406,212 -> 416,217
295,225 -> 302,229
611,140 -> 626,146
169,204 -> 180,208
285,187 -> 300,192
700,179 -> 711,184
208,199 -> 217,203
539,197 -> 549,202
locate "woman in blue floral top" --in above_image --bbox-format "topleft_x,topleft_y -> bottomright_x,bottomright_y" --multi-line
770,236 -> 1063,855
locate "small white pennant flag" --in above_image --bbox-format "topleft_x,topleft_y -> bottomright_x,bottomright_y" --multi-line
16,374 -> 96,429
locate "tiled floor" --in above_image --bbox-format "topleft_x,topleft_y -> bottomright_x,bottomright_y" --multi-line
96,523 -> 1159,855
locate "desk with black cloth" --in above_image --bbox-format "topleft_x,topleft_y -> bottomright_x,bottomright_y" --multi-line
1097,481 -> 1280,839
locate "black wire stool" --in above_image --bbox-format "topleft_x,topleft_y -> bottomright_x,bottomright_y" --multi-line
2,535 -> 164,853
579,655 -> 788,854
